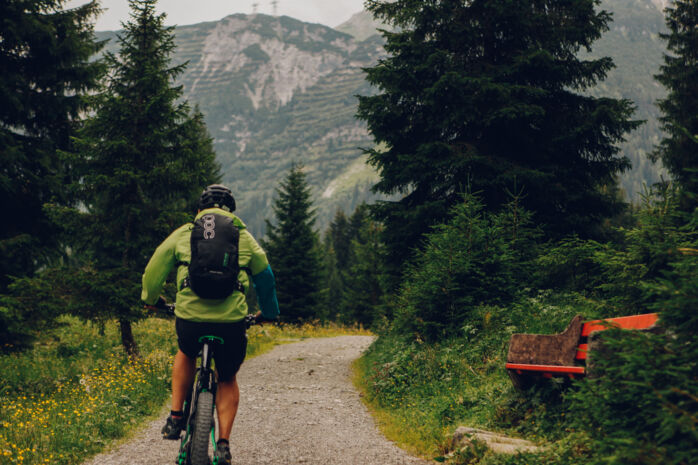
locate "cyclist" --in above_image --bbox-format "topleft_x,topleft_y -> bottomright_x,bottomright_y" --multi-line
141,184 -> 279,465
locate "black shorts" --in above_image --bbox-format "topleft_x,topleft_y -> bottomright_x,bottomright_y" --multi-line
175,318 -> 247,382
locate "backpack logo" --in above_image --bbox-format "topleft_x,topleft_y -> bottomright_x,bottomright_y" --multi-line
202,214 -> 216,239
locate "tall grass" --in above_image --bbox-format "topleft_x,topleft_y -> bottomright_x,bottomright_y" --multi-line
0,316 -> 370,465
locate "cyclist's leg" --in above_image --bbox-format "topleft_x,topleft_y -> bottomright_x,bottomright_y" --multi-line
173,318 -> 200,412
162,348 -> 195,439
212,320 -> 247,441
216,376 -> 240,440
172,349 -> 196,411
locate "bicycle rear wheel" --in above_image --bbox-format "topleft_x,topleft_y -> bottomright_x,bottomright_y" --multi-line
189,391 -> 214,465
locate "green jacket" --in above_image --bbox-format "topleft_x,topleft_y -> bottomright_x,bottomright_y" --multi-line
141,208 -> 269,322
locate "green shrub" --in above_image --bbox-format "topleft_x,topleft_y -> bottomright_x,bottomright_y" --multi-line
568,327 -> 697,464
0,272 -> 75,352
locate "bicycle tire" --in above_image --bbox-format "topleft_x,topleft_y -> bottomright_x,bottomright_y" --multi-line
189,391 -> 214,465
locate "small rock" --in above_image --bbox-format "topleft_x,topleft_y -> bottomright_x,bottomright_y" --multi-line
451,426 -> 540,455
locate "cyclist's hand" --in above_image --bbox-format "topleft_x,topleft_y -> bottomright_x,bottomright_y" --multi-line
154,295 -> 168,309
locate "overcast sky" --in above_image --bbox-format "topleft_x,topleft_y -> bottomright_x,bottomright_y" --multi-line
65,0 -> 367,31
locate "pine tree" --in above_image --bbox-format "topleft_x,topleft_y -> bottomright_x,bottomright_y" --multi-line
263,164 -> 322,322
341,214 -> 386,327
654,0 -> 698,209
0,0 -> 104,291
322,235 -> 343,321
58,0 -> 220,355
393,193 -> 535,341
329,210 -> 352,272
322,211 -> 350,321
358,0 -> 640,285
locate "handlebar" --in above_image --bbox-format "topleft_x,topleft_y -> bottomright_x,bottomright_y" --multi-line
144,300 -> 175,317
244,313 -> 278,329
145,300 -> 275,328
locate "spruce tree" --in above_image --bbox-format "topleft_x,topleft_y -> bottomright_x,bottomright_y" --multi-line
322,236 -> 342,321
60,0 -> 220,355
263,164 -> 322,322
654,0 -> 698,208
341,212 -> 386,327
323,211 -> 350,320
329,210 -> 352,272
358,0 -> 640,284
0,0 -> 104,291
323,207 -> 373,322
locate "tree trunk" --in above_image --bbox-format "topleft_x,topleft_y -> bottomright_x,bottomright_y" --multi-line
119,318 -> 140,358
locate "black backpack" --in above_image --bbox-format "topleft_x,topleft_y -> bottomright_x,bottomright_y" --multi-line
186,213 -> 243,299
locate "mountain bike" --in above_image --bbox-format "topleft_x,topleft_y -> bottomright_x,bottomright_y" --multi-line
147,302 -> 258,465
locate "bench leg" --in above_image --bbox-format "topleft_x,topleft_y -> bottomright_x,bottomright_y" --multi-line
507,369 -> 532,391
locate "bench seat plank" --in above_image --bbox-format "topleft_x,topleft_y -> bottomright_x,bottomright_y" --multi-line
505,363 -> 585,375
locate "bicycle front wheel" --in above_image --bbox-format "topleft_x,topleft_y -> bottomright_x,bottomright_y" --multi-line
189,391 -> 214,465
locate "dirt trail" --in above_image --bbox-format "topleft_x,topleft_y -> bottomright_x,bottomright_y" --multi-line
83,335 -> 431,465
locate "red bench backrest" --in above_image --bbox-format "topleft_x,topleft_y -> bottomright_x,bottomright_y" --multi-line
575,313 -> 659,360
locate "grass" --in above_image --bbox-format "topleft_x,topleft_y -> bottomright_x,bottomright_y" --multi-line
0,315 -> 370,465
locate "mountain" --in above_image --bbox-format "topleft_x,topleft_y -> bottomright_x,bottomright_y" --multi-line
96,0 -> 670,234
335,10 -> 384,41
99,14 -> 384,234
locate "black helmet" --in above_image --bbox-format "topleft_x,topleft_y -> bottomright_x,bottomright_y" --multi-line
198,184 -> 236,212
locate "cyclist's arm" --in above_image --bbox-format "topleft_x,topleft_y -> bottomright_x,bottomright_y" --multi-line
252,265 -> 279,320
243,230 -> 280,320
141,228 -> 180,306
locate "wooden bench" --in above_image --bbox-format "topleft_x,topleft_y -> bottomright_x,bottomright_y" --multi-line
505,313 -> 659,389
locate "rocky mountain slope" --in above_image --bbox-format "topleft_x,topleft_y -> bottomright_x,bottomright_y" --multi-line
97,0 -> 669,234
99,14 -> 382,234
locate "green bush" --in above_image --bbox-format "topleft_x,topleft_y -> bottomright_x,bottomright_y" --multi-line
533,237 -> 606,293
0,272 -> 74,352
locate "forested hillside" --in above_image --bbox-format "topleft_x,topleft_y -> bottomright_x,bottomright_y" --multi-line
95,0 -> 668,234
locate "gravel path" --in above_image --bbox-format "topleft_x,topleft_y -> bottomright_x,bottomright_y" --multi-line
83,336 -> 431,465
